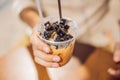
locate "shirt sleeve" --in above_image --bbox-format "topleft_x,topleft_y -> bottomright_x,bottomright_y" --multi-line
12,0 -> 36,36
12,0 -> 36,17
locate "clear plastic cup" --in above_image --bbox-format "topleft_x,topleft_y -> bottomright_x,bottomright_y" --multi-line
36,16 -> 80,66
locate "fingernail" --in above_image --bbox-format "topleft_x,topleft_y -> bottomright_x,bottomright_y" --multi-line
43,47 -> 49,53
114,56 -> 120,62
108,68 -> 115,75
52,63 -> 59,68
108,68 -> 112,73
53,56 -> 60,62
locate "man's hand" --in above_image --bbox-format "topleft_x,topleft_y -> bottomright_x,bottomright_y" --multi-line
30,28 -> 61,68
108,42 -> 120,78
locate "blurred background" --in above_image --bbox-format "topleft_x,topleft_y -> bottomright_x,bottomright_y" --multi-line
0,0 -> 120,55
0,0 -> 120,56
0,0 -> 120,80
0,0 -> 27,56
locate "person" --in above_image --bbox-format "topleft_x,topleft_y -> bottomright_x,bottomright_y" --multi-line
2,0 -> 119,80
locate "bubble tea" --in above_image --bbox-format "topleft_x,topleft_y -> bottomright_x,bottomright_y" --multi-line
37,16 -> 80,66
36,0 -> 80,66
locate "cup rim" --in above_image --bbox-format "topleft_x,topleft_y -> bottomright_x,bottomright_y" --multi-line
36,33 -> 74,45
36,16 -> 76,45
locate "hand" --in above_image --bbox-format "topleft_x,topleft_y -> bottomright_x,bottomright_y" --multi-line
30,28 -> 61,68
108,68 -> 120,78
113,43 -> 120,63
108,42 -> 120,78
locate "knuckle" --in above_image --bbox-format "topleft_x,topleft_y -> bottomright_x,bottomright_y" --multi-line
38,52 -> 49,61
34,50 -> 41,57
30,34 -> 34,42
33,51 -> 38,57
34,57 -> 52,67
34,57 -> 39,63
32,41 -> 40,49
34,44 -> 39,49
41,53 -> 46,59
41,53 -> 52,61
32,46 -> 36,51
46,55 -> 53,60
35,57 -> 42,64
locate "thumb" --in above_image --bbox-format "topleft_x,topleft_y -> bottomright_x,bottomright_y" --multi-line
113,43 -> 120,63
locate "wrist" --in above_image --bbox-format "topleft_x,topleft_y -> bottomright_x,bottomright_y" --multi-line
20,7 -> 39,28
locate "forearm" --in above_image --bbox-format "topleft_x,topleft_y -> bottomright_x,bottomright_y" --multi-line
20,7 -> 39,28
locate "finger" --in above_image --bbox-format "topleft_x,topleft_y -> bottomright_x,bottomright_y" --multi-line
108,68 -> 120,77
114,44 -> 120,63
34,50 -> 61,62
35,57 -> 59,68
108,68 -> 116,75
31,33 -> 50,53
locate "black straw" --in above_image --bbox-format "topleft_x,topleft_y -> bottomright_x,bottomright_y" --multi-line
58,0 -> 62,20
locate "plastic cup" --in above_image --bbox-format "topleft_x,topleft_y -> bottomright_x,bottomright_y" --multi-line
36,16 -> 80,66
